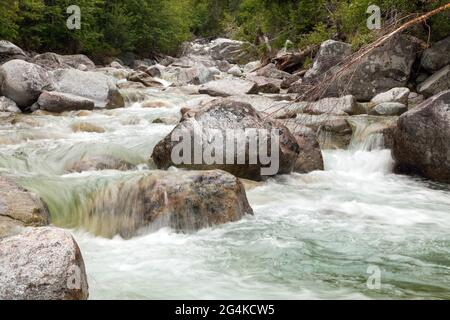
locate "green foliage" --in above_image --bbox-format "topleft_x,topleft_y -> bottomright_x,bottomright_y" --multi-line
0,0 -> 448,59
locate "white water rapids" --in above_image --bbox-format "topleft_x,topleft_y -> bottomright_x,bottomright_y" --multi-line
1,87 -> 449,299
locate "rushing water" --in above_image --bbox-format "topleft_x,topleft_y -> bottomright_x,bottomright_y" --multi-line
1,88 -> 449,300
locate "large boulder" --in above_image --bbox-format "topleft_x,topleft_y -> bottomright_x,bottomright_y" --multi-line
52,69 -> 124,109
0,60 -> 54,109
256,63 -> 292,80
0,40 -> 27,65
32,52 -> 95,70
0,96 -> 21,113
0,227 -> 89,300
37,91 -> 95,113
393,90 -> 450,182
303,40 -> 352,82
417,65 -> 450,97
199,78 -> 257,97
247,76 -> 281,94
152,99 -> 299,181
127,70 -> 165,87
296,35 -> 419,101
210,38 -> 254,64
82,170 -> 253,237
293,127 -> 324,173
420,36 -> 450,72
0,177 -> 50,238
163,64 -> 217,85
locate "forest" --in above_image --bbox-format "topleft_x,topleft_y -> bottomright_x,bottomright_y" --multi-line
1,0 -> 449,59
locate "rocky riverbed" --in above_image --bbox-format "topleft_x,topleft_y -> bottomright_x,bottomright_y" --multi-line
0,36 -> 449,300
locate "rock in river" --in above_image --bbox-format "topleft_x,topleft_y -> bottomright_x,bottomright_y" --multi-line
0,227 -> 89,300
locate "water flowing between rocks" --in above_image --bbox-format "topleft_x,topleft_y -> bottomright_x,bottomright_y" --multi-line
1,87 -> 449,300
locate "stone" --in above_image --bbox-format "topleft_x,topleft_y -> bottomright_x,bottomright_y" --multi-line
151,99 -> 299,181
417,65 -> 450,97
37,91 -> 95,113
0,96 -> 21,113
65,155 -> 134,173
421,36 -> 450,72
303,40 -> 352,82
0,176 -> 49,238
52,69 -> 124,109
0,40 -> 27,65
83,170 -> 254,237
256,63 -> 292,80
0,227 -> 89,300
371,87 -> 411,105
393,90 -> 450,182
70,122 -> 105,133
31,52 -> 95,70
199,78 -> 257,97
293,127 -> 324,173
0,60 -> 54,109
228,65 -> 243,77
247,76 -> 281,94
302,95 -> 364,116
369,102 -> 408,116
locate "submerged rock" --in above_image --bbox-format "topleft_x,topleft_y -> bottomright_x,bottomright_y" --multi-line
70,122 -> 105,133
0,227 -> 89,300
0,177 -> 50,238
152,99 -> 299,181
38,91 -> 95,113
65,155 -> 134,173
393,90 -> 450,182
80,170 -> 253,237
0,59 -> 54,109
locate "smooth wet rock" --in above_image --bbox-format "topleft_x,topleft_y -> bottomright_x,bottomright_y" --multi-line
0,60 -> 54,109
0,96 -> 21,113
32,52 -> 95,70
85,170 -> 253,237
37,91 -> 95,113
0,227 -> 89,300
293,127 -> 324,173
0,177 -> 49,238
393,90 -> 450,182
421,36 -> 450,72
152,99 -> 299,181
199,78 -> 257,97
52,69 -> 124,109
0,40 -> 27,65
369,102 -> 408,116
417,65 -> 450,97
303,40 -> 352,82
65,155 -> 134,173
371,87 -> 410,105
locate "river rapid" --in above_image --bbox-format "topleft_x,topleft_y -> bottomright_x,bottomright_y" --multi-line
1,87 -> 449,300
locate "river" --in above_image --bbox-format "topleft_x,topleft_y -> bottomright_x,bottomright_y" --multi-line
1,87 -> 449,299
